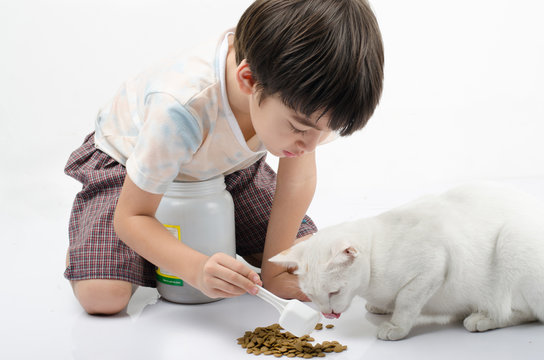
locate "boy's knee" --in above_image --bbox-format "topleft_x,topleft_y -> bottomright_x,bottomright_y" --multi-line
72,279 -> 134,315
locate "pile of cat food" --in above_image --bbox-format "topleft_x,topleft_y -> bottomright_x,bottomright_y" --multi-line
237,323 -> 347,358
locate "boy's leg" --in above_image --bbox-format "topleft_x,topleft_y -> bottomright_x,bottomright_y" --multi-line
65,250 -> 134,315
225,156 -> 318,268
72,279 -> 134,315
64,133 -> 156,315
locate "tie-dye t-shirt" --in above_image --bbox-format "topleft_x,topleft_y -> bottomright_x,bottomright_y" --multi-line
94,31 -> 267,194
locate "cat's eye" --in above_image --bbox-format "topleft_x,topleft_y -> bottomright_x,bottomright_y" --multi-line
329,290 -> 340,297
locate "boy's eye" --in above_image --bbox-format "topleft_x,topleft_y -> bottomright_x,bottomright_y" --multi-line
289,123 -> 307,134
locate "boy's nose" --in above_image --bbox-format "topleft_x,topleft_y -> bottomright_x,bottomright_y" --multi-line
296,132 -> 322,153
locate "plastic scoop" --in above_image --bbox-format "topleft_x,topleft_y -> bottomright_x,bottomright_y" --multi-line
255,285 -> 321,337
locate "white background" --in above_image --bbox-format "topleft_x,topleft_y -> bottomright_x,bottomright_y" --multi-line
1,0 -> 543,359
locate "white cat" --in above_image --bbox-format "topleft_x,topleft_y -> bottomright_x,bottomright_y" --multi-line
270,182 -> 544,340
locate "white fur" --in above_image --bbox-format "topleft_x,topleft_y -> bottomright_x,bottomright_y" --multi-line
270,182 -> 544,340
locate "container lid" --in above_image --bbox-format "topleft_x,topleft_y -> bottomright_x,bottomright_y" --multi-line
165,175 -> 226,196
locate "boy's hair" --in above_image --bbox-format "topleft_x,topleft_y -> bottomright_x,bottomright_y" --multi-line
234,0 -> 384,136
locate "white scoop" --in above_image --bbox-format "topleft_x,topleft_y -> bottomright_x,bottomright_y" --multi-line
255,285 -> 321,337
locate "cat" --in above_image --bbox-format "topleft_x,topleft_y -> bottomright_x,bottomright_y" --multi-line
270,182 -> 544,340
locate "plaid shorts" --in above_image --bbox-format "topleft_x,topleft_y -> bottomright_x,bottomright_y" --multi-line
64,133 -> 317,287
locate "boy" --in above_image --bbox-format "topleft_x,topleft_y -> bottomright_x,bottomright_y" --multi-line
64,0 -> 384,315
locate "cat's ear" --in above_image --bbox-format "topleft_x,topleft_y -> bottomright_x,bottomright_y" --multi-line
328,243 -> 359,268
268,241 -> 307,269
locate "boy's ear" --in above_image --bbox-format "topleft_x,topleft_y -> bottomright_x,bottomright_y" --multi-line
236,59 -> 256,95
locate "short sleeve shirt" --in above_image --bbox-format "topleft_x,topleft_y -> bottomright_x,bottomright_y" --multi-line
94,31 -> 267,194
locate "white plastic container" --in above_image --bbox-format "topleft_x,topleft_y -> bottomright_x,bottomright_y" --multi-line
154,175 -> 235,304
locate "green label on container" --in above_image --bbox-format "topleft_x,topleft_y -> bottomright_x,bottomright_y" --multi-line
155,224 -> 184,286
156,269 -> 184,286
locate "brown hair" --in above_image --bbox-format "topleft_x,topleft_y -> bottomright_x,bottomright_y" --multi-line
234,0 -> 384,136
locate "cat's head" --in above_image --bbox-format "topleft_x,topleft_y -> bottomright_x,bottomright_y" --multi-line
269,223 -> 370,318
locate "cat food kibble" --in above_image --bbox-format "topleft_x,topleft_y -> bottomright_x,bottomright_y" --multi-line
237,323 -> 347,358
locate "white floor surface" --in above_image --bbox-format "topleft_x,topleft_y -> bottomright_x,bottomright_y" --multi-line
1,177 -> 543,360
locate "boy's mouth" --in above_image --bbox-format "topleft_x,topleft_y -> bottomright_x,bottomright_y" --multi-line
283,150 -> 297,158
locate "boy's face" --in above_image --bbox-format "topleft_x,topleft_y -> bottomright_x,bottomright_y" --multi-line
249,93 -> 333,158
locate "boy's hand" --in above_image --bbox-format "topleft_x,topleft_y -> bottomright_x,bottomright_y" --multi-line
262,234 -> 313,302
196,253 -> 262,298
264,271 -> 310,302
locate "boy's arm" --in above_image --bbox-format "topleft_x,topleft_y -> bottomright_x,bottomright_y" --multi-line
114,176 -> 261,298
260,151 -> 317,300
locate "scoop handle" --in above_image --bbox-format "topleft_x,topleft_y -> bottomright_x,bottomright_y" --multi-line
255,285 -> 289,313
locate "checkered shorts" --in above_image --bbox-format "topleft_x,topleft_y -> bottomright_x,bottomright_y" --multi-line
64,133 -> 317,287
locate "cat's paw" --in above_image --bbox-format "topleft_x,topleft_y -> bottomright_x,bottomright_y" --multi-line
365,303 -> 390,315
377,321 -> 409,341
463,313 -> 498,332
